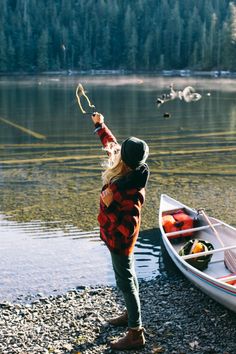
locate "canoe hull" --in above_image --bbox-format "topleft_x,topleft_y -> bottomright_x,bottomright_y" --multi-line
159,194 -> 236,313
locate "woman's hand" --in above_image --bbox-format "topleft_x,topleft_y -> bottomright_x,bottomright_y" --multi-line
91,112 -> 104,124
101,187 -> 113,207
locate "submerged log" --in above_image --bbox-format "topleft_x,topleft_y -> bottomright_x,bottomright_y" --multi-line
0,117 -> 46,140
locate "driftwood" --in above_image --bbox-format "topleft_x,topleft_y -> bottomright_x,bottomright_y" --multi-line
0,154 -> 101,165
75,83 -> 95,114
147,146 -> 236,156
156,84 -> 202,107
0,117 -> 46,140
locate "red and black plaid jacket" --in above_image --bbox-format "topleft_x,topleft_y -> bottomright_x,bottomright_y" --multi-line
95,122 -> 149,256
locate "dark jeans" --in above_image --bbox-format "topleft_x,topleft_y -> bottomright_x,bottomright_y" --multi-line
110,252 -> 142,328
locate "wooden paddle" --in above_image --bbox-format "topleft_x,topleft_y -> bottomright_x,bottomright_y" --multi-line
199,209 -> 236,273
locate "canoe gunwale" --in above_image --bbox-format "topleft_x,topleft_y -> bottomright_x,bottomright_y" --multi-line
218,274 -> 236,282
165,223 -> 222,237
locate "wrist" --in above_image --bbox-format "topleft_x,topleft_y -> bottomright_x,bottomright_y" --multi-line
92,112 -> 104,124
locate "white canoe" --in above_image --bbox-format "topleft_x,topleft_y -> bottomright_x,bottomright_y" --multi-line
159,194 -> 236,313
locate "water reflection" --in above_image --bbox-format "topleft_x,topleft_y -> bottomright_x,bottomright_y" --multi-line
135,228 -> 161,280
0,217 -> 161,302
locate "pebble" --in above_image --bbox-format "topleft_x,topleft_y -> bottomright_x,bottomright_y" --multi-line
0,274 -> 236,353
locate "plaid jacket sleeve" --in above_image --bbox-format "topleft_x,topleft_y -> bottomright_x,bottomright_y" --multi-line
94,122 -> 119,149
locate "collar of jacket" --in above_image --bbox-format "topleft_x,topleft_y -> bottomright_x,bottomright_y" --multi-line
110,163 -> 149,191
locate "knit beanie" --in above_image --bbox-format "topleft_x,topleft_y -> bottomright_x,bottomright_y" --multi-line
121,137 -> 149,169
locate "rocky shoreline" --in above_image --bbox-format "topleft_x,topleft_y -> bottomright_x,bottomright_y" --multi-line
1,270 -> 236,354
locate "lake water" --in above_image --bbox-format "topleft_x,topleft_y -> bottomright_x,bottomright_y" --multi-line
0,75 -> 235,302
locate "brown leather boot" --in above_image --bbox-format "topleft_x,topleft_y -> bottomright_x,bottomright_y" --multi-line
107,310 -> 128,327
110,328 -> 145,350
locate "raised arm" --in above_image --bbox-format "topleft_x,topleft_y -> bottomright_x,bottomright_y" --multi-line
91,112 -> 118,149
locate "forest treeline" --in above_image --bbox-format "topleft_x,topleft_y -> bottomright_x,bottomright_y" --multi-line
0,0 -> 236,73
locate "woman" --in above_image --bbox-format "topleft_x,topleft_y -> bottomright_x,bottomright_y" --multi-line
91,112 -> 149,350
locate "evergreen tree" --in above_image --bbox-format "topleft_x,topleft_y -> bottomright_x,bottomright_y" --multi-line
0,31 -> 7,71
226,2 -> 236,69
164,2 -> 183,68
37,30 -> 49,71
123,6 -> 138,70
0,0 -> 235,72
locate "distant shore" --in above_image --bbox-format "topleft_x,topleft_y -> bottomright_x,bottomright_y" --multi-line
0,69 -> 236,78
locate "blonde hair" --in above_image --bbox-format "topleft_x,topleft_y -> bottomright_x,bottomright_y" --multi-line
102,143 -> 131,185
